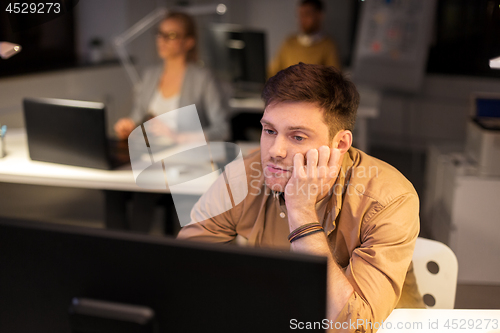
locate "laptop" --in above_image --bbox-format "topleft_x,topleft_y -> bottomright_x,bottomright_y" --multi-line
23,97 -> 129,170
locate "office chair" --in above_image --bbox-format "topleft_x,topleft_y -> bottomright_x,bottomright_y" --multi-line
412,237 -> 458,309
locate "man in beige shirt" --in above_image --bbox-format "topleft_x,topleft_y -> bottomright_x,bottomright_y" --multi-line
178,63 -> 423,332
268,0 -> 341,77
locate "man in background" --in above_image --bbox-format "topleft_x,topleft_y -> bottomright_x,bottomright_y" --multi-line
268,0 -> 341,77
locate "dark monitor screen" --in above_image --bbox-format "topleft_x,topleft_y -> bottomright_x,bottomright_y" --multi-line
23,97 -> 113,170
0,218 -> 327,332
206,24 -> 267,91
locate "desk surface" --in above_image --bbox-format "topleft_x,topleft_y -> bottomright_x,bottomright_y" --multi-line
376,309 -> 500,333
0,130 -> 217,194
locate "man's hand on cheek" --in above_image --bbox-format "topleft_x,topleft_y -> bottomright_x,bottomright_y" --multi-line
284,146 -> 341,229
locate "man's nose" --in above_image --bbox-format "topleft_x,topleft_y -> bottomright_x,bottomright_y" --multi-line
269,135 -> 287,159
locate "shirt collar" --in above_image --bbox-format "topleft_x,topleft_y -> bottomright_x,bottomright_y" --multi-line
332,148 -> 355,209
297,31 -> 325,46
322,148 -> 356,233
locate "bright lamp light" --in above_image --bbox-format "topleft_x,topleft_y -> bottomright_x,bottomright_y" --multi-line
0,42 -> 22,59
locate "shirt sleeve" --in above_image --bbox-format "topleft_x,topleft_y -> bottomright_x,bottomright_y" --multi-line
333,193 -> 420,332
267,41 -> 287,78
176,170 -> 239,243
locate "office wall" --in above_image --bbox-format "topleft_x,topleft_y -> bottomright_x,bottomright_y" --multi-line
370,74 -> 500,150
74,0 -> 163,73
0,65 -> 133,134
75,0 -> 129,63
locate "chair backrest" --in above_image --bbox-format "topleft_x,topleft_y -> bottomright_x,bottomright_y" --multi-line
412,237 -> 458,309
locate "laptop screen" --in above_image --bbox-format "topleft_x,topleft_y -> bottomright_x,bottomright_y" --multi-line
23,97 -> 113,169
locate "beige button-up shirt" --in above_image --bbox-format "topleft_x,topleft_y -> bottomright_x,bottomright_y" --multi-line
177,147 -> 422,332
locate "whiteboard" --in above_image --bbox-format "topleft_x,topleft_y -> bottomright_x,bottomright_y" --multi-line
352,0 -> 437,93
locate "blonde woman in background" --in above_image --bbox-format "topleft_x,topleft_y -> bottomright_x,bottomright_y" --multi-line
115,11 -> 229,142
109,12 -> 230,233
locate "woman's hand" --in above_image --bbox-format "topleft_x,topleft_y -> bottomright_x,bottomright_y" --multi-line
174,132 -> 205,144
114,118 -> 136,140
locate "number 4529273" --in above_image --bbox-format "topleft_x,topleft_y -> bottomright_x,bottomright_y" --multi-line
6,3 -> 61,14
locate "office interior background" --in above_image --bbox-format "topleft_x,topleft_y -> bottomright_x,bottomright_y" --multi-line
0,0 -> 499,312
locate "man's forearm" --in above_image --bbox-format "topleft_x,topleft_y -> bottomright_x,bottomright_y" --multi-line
288,210 -> 354,322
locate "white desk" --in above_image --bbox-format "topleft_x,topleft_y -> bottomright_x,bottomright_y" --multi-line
229,87 -> 380,152
0,130 -> 216,196
377,309 -> 500,333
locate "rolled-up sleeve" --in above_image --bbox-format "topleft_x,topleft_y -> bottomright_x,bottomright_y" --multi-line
333,193 -> 420,333
176,171 -> 238,243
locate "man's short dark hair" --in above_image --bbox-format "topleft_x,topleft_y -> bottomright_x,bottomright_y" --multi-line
262,63 -> 359,140
300,0 -> 324,12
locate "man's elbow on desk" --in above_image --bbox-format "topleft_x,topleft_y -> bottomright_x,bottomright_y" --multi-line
331,291 -> 375,333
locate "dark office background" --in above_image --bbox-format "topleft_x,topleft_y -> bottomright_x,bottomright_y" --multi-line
3,0 -> 500,79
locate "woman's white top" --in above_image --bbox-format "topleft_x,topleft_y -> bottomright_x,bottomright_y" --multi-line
148,90 -> 180,131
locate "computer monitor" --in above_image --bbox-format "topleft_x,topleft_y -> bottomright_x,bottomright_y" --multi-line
205,24 -> 267,94
23,97 -> 121,170
0,218 -> 327,333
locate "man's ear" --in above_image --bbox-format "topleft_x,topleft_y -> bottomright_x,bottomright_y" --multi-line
332,130 -> 352,154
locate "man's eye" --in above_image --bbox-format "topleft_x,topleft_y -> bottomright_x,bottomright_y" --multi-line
264,129 -> 276,135
294,136 -> 305,142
